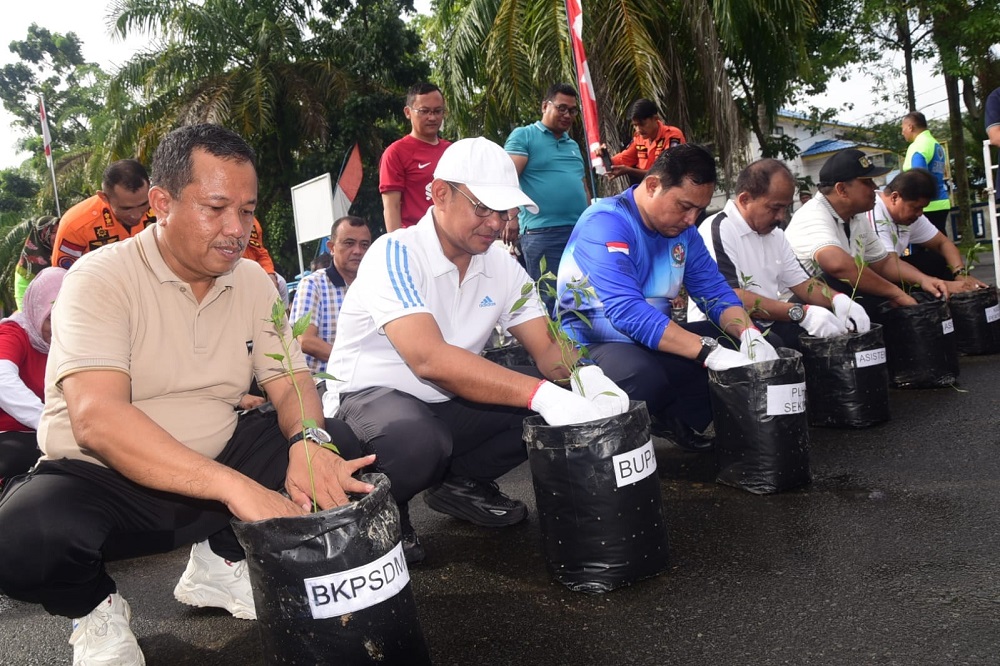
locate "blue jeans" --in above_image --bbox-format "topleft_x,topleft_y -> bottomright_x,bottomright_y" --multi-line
519,225 -> 575,282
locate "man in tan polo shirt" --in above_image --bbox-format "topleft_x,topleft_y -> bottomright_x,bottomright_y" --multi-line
0,124 -> 374,666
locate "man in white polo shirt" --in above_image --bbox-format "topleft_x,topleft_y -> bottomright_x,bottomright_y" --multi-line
689,158 -> 860,346
785,148 -> 949,310
870,169 -> 986,292
327,137 -> 628,564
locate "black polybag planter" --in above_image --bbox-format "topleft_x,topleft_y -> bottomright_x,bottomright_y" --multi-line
523,402 -> 669,594
482,342 -> 535,367
948,287 -> 1000,355
799,324 -> 890,428
232,473 -> 431,666
708,348 -> 811,494
875,298 -> 959,388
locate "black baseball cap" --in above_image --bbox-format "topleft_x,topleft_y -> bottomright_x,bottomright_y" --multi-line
818,149 -> 891,185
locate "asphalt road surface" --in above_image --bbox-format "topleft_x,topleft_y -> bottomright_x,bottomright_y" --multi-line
3,353 -> 999,665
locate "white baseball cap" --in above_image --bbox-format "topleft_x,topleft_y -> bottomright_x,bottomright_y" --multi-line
434,137 -> 539,214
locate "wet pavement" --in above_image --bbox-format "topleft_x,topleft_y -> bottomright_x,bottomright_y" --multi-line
3,347 -> 1000,665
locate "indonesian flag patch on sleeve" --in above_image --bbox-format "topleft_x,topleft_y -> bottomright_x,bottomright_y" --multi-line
606,241 -> 630,255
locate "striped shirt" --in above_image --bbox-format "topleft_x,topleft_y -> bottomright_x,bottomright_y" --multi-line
289,267 -> 349,374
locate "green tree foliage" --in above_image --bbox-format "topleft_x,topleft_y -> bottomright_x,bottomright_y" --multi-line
108,0 -> 430,273
0,24 -> 111,213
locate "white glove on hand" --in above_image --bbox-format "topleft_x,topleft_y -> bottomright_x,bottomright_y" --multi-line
799,305 -> 848,337
739,328 -> 780,362
832,293 -> 871,333
704,346 -> 755,371
569,365 -> 629,419
529,380 -> 601,426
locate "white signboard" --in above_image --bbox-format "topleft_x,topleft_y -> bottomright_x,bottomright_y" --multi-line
855,348 -> 887,368
291,173 -> 337,245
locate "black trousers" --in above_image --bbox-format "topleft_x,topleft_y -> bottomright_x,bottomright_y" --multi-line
0,410 -> 358,618
336,387 -> 530,505
0,430 -> 41,480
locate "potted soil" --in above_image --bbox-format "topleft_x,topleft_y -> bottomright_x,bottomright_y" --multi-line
707,348 -> 811,494
520,268 -> 669,593
875,296 -> 959,388
798,324 -> 891,427
232,302 -> 430,665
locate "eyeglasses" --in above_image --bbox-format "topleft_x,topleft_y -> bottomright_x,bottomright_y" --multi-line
410,107 -> 446,117
449,184 -> 517,222
547,103 -> 580,116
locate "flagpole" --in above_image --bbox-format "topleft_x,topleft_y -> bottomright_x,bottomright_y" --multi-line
39,94 -> 61,216
564,0 -> 602,202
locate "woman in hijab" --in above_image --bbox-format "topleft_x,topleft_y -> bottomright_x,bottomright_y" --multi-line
0,267 -> 67,484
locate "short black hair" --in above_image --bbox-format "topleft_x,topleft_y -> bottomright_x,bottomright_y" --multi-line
884,168 -> 937,201
735,159 -> 794,198
903,111 -> 927,130
406,83 -> 442,107
646,143 -> 717,188
330,215 -> 368,239
102,159 -> 149,193
151,124 -> 256,197
628,99 -> 658,121
310,253 -> 332,270
544,83 -> 578,102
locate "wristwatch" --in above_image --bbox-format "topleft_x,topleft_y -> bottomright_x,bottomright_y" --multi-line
787,303 -> 806,323
289,427 -> 332,447
695,336 -> 719,365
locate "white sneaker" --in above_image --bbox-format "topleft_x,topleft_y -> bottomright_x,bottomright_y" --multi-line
69,593 -> 146,666
173,540 -> 256,620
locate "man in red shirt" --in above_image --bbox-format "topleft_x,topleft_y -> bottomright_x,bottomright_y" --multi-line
379,82 -> 452,232
51,159 -> 155,269
607,99 -> 686,182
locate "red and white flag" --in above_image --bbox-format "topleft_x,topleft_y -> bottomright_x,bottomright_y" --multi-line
565,0 -> 605,175
332,143 -> 363,220
39,95 -> 53,169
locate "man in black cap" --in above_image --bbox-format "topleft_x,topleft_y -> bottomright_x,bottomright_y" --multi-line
785,148 -> 948,313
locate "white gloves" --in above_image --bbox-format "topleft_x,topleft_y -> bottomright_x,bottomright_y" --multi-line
739,328 -> 780,362
529,380 -> 605,426
569,365 -> 630,419
799,305 -> 848,337
832,293 -> 871,333
704,346 -> 754,371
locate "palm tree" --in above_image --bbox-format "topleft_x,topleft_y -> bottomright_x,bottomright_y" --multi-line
428,0 -> 818,174
106,0 -> 351,213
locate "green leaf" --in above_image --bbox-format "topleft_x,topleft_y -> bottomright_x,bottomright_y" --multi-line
321,442 -> 342,455
302,418 -> 317,429
510,296 -> 529,313
313,371 -> 340,381
291,313 -> 312,338
520,281 -> 534,296
265,352 -> 285,362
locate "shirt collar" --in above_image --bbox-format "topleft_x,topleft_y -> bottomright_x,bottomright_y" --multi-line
415,208 -> 490,279
138,224 -> 236,290
722,199 -> 756,237
534,120 -> 569,141
324,264 -> 347,287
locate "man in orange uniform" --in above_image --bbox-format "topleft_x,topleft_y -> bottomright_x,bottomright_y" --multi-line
242,217 -> 280,291
51,160 -> 155,270
607,99 -> 686,182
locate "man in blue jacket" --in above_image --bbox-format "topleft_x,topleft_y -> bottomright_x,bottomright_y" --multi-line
556,144 -> 773,451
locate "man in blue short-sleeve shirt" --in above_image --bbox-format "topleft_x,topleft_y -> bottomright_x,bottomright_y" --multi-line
556,144 -> 775,451
505,83 -> 590,281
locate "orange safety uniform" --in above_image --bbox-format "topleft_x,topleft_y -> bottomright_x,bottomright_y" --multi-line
612,121 -> 686,171
51,194 -> 156,270
242,218 -> 275,274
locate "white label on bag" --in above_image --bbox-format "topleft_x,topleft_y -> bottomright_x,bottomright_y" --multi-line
942,319 -> 954,334
613,439 -> 656,488
304,542 -> 409,619
766,382 -> 806,416
855,348 -> 887,368
986,305 -> 1000,323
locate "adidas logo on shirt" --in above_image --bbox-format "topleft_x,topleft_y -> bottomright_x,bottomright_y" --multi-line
479,296 -> 496,308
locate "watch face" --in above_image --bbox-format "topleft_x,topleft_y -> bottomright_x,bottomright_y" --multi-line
305,427 -> 332,444
788,305 -> 805,322
700,336 -> 719,350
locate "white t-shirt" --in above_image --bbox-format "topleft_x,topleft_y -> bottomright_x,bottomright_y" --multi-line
324,207 -> 545,413
689,200 -> 810,322
785,192 -> 887,276
869,193 -> 940,255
